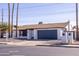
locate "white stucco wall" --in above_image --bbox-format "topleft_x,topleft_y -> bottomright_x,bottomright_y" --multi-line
27,30 -> 34,39
13,28 -> 66,40
67,32 -> 73,40
27,30 -> 31,39
34,29 -> 38,39
61,32 -> 68,43
13,30 -> 20,38
17,31 -> 19,38
13,31 -> 16,38
61,31 -> 74,43
57,29 -> 65,40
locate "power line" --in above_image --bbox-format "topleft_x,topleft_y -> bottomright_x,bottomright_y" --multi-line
0,10 -> 76,16
0,3 -> 75,10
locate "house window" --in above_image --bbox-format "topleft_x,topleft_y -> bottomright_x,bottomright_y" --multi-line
19,31 -> 22,36
19,30 -> 27,36
23,30 -> 27,36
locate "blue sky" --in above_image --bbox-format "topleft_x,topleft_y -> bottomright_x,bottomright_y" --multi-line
0,3 -> 78,26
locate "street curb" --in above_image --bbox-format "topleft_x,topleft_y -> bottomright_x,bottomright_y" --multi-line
57,45 -> 79,48
1,41 -> 79,48
0,42 -> 7,45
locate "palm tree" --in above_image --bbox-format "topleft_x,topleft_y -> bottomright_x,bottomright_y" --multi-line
8,3 -> 10,38
76,3 -> 78,40
11,3 -> 14,38
16,3 -> 19,38
1,23 -> 8,31
0,22 -> 8,38
1,8 -> 3,38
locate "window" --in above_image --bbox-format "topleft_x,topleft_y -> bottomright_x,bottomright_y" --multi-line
23,30 -> 27,36
19,30 -> 27,36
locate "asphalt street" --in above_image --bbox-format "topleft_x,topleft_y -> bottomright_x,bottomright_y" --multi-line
0,45 -> 79,56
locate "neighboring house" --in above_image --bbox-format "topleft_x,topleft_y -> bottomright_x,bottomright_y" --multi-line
13,21 -> 70,40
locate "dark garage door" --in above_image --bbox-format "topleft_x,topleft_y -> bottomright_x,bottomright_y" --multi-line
38,30 -> 57,39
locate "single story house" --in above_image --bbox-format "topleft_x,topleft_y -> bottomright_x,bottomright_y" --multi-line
13,21 -> 70,40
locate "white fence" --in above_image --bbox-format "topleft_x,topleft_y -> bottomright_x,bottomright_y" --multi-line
61,31 -> 73,44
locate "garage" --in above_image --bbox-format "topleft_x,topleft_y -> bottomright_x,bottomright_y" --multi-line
38,30 -> 57,39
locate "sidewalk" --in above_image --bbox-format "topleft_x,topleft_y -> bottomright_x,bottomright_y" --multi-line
0,38 -> 79,47
0,38 -> 62,46
58,41 -> 79,48
44,40 -> 79,48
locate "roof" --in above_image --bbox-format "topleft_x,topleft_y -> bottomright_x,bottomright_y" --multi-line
17,22 -> 69,30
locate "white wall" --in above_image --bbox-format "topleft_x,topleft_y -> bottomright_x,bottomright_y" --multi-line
27,30 -> 31,39
13,31 -> 16,38
13,30 -> 20,38
61,31 -> 74,43
57,29 -> 65,40
67,32 -> 73,40
13,28 -> 65,40
17,31 -> 19,38
34,29 -> 38,39
61,32 -> 68,43
27,30 -> 34,39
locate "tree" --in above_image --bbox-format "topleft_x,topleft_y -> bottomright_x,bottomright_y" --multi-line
1,8 -> 3,38
16,3 -> 19,38
76,3 -> 79,40
8,3 -> 10,38
11,3 -> 15,38
0,22 -> 8,38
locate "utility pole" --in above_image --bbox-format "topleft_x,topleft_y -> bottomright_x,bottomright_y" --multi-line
76,3 -> 79,40
11,3 -> 14,38
8,3 -> 10,38
16,3 -> 19,38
